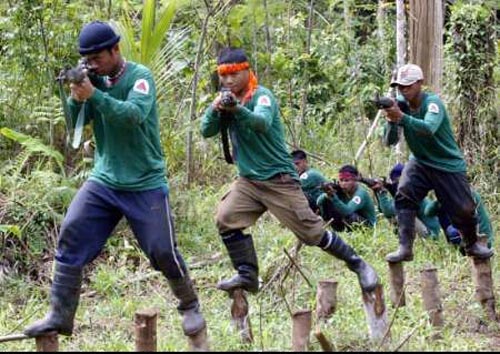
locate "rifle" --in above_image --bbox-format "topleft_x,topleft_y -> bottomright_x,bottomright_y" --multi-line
219,88 -> 238,164
317,180 -> 345,199
358,176 -> 391,190
354,69 -> 398,163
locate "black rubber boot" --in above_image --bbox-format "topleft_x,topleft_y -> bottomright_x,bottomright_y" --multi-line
168,277 -> 206,336
24,262 -> 82,337
217,231 -> 259,294
319,231 -> 379,292
386,209 -> 417,263
460,225 -> 493,259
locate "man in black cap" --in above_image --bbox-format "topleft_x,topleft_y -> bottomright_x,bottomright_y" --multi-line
24,21 -> 206,338
381,63 -> 493,262
200,47 -> 379,296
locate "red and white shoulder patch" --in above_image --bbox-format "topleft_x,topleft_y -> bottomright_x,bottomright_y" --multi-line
257,95 -> 271,107
352,196 -> 362,205
133,79 -> 150,95
428,103 -> 439,114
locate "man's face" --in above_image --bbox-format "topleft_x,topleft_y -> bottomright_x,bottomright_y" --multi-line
84,46 -> 120,76
293,159 -> 308,175
219,69 -> 250,96
398,81 -> 422,102
339,176 -> 357,193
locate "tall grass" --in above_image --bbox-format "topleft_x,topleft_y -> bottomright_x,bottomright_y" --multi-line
1,185 -> 498,351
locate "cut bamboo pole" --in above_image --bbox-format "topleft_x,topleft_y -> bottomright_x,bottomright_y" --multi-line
314,324 -> 333,352
35,332 -> 58,352
231,288 -> 253,343
362,283 -> 390,341
291,309 -> 312,351
187,326 -> 210,352
420,265 -> 443,328
316,280 -> 338,321
134,309 -> 158,352
470,256 -> 497,322
388,261 -> 406,307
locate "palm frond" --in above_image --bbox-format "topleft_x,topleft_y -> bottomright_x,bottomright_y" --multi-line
113,1 -> 189,104
0,127 -> 65,176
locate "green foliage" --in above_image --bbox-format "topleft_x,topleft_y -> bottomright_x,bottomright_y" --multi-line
444,2 -> 499,181
0,1 -> 498,350
0,224 -> 21,236
2,192 -> 499,350
0,127 -> 65,176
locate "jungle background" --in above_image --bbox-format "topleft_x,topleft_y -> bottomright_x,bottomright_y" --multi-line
0,0 -> 499,351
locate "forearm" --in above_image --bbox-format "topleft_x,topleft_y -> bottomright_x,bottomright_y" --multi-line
234,105 -> 272,132
200,105 -> 221,138
376,191 -> 395,217
331,195 -> 361,216
89,89 -> 151,125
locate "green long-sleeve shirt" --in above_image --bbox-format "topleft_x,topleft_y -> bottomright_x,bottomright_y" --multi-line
200,86 -> 297,180
68,61 -> 167,191
299,168 -> 327,204
425,190 -> 494,246
317,185 -> 377,225
383,92 -> 466,172
375,190 -> 441,238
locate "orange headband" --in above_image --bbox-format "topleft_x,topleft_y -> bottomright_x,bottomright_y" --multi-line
217,61 -> 258,104
217,62 -> 250,75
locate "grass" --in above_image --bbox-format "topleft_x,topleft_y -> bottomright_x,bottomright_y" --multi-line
1,183 -> 499,351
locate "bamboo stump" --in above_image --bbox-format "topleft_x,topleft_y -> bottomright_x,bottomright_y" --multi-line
420,265 -> 443,328
134,309 -> 158,352
362,283 -> 390,341
314,325 -> 334,352
35,331 -> 58,352
187,326 -> 210,352
291,309 -> 312,351
231,288 -> 253,343
471,256 -> 498,322
388,261 -> 406,308
316,280 -> 338,321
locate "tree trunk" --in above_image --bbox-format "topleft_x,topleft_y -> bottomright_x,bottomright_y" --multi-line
394,0 -> 407,161
298,0 -> 315,135
396,0 -> 407,69
409,0 -> 443,93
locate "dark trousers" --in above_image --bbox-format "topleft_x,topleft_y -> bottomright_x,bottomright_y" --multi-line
320,199 -> 369,232
55,180 -> 188,279
395,160 -> 477,232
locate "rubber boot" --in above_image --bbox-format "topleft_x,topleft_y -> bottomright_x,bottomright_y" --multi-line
386,209 -> 417,263
24,262 -> 82,337
460,225 -> 493,259
217,231 -> 259,294
168,277 -> 206,336
319,231 -> 379,292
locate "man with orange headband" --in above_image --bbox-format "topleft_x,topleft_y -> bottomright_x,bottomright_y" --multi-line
317,165 -> 377,231
200,48 -> 379,294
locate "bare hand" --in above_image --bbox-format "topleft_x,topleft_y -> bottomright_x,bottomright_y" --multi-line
211,92 -> 239,113
323,184 -> 336,197
70,77 -> 95,102
370,180 -> 384,192
382,99 -> 403,123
